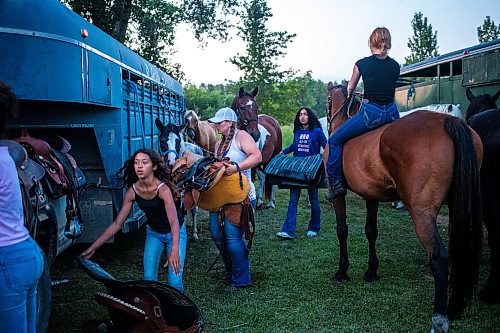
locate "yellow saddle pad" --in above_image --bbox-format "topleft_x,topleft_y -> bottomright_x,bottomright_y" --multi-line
197,173 -> 250,211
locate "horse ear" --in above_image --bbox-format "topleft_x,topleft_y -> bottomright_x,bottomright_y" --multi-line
466,88 -> 475,102
492,90 -> 500,103
238,87 -> 245,97
155,118 -> 164,131
176,124 -> 185,133
327,81 -> 334,92
250,87 -> 259,97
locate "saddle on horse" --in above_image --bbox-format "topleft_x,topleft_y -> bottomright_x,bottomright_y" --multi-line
77,257 -> 204,333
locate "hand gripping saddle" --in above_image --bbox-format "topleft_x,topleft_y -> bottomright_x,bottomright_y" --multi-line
77,256 -> 204,333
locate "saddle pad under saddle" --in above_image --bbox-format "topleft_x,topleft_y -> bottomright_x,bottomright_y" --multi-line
265,154 -> 326,189
196,172 -> 250,212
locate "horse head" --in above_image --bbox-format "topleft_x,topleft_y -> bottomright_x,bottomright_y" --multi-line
231,87 -> 260,142
184,110 -> 199,141
155,118 -> 184,166
326,82 -> 361,135
465,87 -> 500,122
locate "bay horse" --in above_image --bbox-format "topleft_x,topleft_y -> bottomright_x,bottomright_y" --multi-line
465,87 -> 500,304
231,87 -> 282,209
325,82 -> 483,333
184,110 -> 217,156
155,118 -> 203,242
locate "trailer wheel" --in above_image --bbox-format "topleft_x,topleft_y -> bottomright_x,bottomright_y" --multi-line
36,255 -> 51,333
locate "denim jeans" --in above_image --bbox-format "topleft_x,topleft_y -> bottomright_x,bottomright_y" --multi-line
281,188 -> 320,237
0,237 -> 44,333
326,102 -> 399,181
143,224 -> 187,292
209,212 -> 252,287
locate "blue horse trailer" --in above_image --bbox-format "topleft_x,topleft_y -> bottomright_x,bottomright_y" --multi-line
0,1 -> 184,254
1,1 -> 185,330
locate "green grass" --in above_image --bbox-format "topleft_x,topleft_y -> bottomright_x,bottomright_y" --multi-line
49,189 -> 500,332
281,124 -> 293,149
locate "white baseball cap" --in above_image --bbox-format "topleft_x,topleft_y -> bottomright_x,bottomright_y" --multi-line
208,107 -> 238,123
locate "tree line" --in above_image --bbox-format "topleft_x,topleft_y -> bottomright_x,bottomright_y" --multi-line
64,1 -> 499,124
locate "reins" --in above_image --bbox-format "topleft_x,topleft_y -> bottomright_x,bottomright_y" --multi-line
327,89 -> 361,134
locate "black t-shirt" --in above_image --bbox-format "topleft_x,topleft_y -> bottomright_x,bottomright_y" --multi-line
356,54 -> 400,106
133,184 -> 183,234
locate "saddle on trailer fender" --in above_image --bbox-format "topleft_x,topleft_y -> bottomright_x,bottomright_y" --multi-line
77,257 -> 204,333
0,140 -> 46,234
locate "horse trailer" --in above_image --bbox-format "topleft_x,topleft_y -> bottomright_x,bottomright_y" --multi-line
0,1 -> 184,330
395,38 -> 500,113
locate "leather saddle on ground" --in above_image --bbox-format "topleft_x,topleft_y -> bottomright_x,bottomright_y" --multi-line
77,257 -> 204,333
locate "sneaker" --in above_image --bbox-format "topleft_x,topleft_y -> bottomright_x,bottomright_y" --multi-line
276,231 -> 294,239
306,231 -> 318,238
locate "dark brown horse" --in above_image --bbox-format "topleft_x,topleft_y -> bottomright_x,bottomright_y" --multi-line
231,87 -> 282,209
325,82 -> 483,333
465,87 -> 500,304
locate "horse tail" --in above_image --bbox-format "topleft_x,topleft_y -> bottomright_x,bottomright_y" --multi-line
444,117 -> 482,318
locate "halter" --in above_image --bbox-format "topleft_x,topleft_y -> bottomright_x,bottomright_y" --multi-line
234,97 -> 259,129
163,149 -> 178,159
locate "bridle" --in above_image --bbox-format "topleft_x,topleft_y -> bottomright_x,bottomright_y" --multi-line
327,86 -> 359,134
234,97 -> 259,129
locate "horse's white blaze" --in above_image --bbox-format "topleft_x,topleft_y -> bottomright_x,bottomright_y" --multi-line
245,100 -> 253,107
166,132 -> 179,166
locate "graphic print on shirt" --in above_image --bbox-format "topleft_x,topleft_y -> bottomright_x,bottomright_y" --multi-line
297,133 -> 310,154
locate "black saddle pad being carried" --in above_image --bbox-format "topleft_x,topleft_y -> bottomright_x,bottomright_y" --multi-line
264,154 -> 326,189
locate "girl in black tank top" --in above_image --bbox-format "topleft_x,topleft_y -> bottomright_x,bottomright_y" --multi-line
82,149 -> 186,291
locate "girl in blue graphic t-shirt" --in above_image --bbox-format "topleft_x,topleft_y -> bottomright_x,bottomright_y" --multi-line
276,108 -> 327,239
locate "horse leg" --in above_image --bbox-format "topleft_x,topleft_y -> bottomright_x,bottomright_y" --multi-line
478,179 -> 500,303
191,206 -> 199,242
363,200 -> 380,282
332,196 -> 350,282
255,169 -> 265,210
267,184 -> 276,209
411,211 -> 449,333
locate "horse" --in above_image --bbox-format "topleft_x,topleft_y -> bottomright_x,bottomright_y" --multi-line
465,87 -> 500,304
183,110 -> 217,156
231,87 -> 282,209
325,82 -> 483,333
155,118 -> 203,242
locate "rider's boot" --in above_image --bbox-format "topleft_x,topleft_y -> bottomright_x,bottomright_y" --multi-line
325,178 -> 347,202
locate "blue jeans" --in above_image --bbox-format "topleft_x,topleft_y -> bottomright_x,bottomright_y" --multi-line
0,237 -> 44,333
326,102 -> 399,181
143,224 -> 187,292
282,188 -> 320,236
209,211 -> 252,287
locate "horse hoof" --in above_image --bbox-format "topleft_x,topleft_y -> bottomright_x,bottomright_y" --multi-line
256,204 -> 264,210
267,203 -> 275,209
190,236 -> 199,243
333,272 -> 350,282
363,271 -> 379,282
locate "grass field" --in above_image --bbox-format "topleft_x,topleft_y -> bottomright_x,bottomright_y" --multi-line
48,188 -> 499,333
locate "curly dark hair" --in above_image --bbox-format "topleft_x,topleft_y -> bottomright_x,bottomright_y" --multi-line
116,149 -> 171,188
292,107 -> 322,133
0,81 -> 19,135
